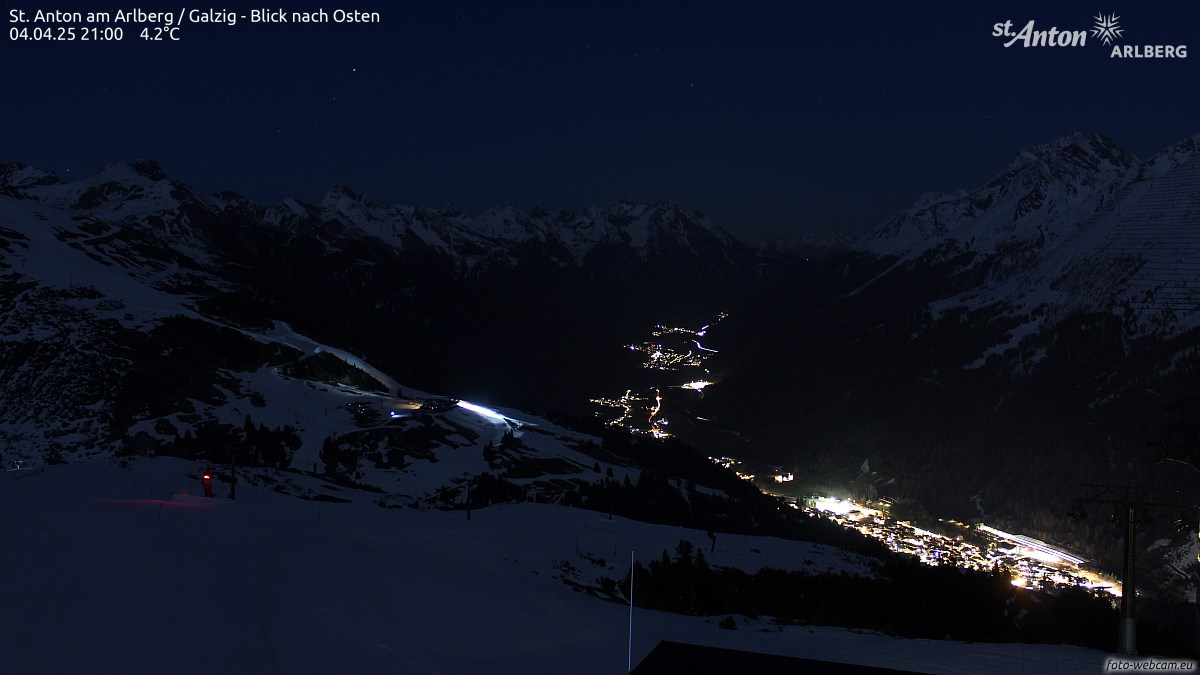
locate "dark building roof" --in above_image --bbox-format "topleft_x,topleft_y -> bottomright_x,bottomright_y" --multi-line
631,640 -> 931,675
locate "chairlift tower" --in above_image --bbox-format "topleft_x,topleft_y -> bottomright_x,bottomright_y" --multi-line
1069,484 -> 1182,655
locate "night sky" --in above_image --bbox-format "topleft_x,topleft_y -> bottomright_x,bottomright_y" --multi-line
5,0 -> 1198,236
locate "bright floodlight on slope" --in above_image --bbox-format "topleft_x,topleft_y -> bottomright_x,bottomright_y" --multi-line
456,400 -> 509,422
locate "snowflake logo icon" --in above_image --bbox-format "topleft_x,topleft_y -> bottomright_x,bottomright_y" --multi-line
1091,13 -> 1124,45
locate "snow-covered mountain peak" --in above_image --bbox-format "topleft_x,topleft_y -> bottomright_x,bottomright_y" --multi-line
97,159 -> 170,183
599,200 -> 733,251
996,132 -> 1136,183
847,130 -> 1200,368
1141,133 -> 1200,179
0,162 -> 60,189
16,159 -> 188,216
310,189 -> 746,268
473,205 -> 547,242
319,183 -> 375,215
1,159 -> 751,284
858,132 -> 1143,257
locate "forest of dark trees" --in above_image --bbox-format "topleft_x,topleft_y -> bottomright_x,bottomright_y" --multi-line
124,415 -> 301,469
